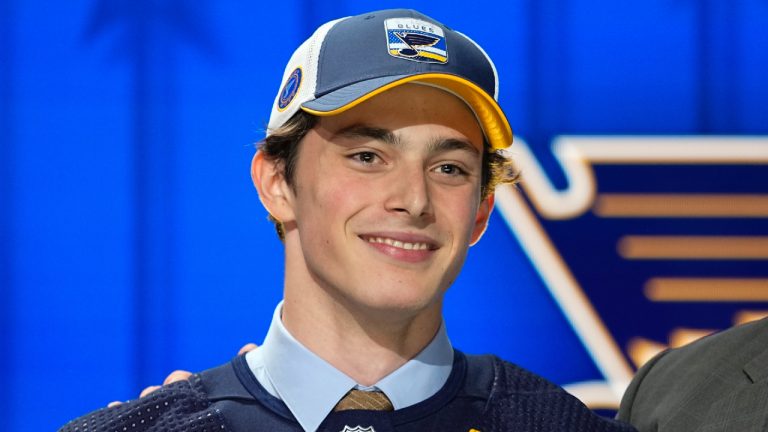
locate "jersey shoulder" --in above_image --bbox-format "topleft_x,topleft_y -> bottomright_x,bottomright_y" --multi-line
466,354 -> 636,432
59,373 -> 229,432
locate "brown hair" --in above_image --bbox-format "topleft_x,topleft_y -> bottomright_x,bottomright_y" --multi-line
257,110 -> 518,240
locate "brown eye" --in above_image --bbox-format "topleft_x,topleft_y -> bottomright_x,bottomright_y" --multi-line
437,164 -> 465,176
352,152 -> 378,164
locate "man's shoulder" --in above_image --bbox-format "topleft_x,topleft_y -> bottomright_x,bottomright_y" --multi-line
464,353 -> 563,395
634,316 -> 768,384
617,317 -> 768,430
661,317 -> 768,363
59,371 -> 229,432
464,353 -> 636,432
59,359 -> 266,432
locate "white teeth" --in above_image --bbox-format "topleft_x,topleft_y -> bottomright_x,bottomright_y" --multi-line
366,236 -> 430,251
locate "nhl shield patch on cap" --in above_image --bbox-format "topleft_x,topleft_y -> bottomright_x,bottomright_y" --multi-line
277,67 -> 302,111
385,18 -> 447,63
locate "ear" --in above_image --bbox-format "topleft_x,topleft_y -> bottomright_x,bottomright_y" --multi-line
251,151 -> 296,223
469,194 -> 494,246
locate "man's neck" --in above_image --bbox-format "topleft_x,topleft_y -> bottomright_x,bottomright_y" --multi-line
281,289 -> 443,387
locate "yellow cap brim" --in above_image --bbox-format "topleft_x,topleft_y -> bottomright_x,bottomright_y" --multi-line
301,73 -> 513,150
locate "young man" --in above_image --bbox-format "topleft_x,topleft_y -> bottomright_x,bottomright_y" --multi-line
60,9 -> 635,432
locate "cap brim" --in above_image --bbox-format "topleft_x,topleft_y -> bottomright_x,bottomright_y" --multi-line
301,73 -> 513,150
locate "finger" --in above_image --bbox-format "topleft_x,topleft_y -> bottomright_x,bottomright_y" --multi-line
238,343 -> 258,356
140,385 -> 161,398
163,370 -> 192,385
107,401 -> 123,408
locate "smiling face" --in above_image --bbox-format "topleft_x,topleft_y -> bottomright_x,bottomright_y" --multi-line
257,83 -> 493,322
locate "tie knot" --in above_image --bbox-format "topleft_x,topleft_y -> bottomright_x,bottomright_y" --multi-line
334,389 -> 394,412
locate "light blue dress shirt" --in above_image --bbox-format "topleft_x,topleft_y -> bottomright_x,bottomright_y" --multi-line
245,302 -> 454,432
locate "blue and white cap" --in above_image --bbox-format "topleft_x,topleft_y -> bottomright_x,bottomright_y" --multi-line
268,9 -> 513,150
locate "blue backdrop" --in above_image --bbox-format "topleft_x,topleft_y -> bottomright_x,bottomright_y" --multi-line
2,1 -> 767,430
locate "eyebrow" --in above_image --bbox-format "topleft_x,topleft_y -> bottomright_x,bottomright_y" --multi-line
426,137 -> 481,157
335,123 -> 481,157
335,124 -> 403,147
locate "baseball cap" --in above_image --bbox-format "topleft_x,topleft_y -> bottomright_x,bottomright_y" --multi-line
267,9 -> 513,150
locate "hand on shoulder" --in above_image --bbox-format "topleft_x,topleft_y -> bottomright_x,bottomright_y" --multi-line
106,343 -> 258,407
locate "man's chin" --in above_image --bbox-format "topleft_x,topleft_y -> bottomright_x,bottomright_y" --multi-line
349,291 -> 443,322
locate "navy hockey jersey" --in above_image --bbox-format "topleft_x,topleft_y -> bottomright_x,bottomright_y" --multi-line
60,351 -> 636,432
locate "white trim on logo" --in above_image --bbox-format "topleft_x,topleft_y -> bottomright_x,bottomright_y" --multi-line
509,136 -> 768,220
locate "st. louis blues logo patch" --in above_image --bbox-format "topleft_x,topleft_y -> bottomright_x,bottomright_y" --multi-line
385,18 -> 447,64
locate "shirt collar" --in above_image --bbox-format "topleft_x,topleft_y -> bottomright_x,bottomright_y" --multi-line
246,301 -> 454,432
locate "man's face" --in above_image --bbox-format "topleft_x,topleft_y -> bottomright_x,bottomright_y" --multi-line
278,84 -> 492,317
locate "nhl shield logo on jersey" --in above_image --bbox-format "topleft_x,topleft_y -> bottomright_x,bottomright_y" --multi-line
340,426 -> 375,432
385,18 -> 447,63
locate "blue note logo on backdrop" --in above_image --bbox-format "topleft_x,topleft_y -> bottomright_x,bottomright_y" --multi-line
495,136 -> 768,408
385,18 -> 447,64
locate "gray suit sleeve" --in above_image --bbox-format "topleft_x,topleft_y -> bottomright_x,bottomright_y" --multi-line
616,318 -> 768,432
616,349 -> 669,429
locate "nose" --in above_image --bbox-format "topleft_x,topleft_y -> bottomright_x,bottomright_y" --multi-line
384,164 -> 433,219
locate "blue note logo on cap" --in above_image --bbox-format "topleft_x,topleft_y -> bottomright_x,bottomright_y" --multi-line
277,67 -> 302,111
385,18 -> 447,64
